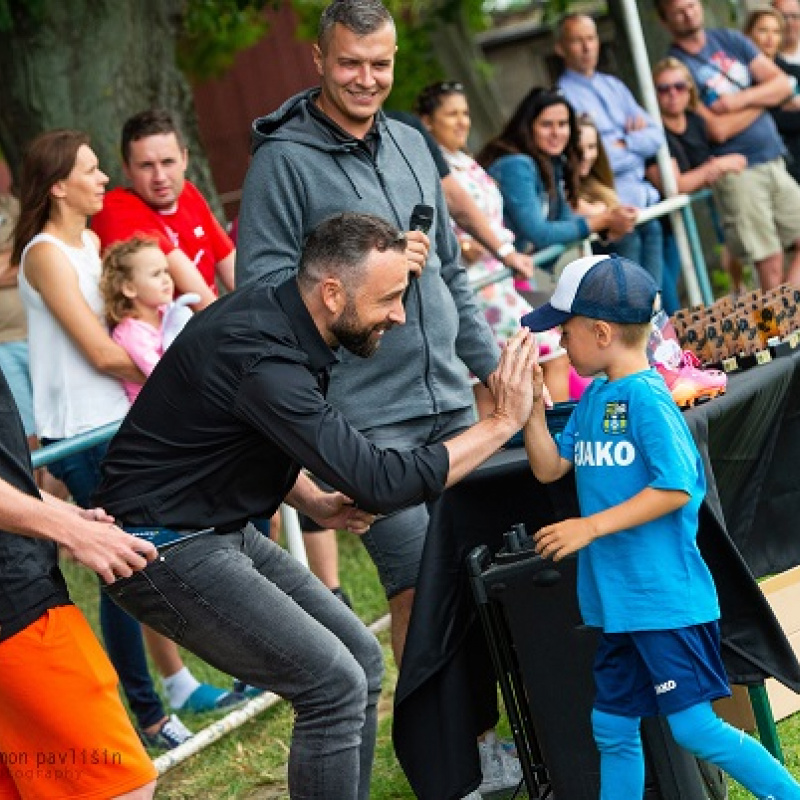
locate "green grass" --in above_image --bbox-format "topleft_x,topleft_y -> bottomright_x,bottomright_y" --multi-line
62,532 -> 800,799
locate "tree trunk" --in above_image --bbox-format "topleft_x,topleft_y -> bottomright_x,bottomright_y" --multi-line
429,9 -> 505,148
0,0 -> 223,218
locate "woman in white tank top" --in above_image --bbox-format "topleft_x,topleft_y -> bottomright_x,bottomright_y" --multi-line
15,138 -> 139,438
12,130 -> 204,746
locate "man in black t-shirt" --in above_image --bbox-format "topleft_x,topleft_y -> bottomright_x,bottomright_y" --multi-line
0,368 -> 158,799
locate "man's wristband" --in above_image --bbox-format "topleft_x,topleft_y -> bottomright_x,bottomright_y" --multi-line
496,242 -> 515,262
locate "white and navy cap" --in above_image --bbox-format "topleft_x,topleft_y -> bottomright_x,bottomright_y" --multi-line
521,254 -> 661,332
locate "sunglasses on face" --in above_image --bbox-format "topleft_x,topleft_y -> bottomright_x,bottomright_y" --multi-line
430,81 -> 464,95
656,81 -> 689,95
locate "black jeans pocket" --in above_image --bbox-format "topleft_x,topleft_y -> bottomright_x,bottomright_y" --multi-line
103,567 -> 188,643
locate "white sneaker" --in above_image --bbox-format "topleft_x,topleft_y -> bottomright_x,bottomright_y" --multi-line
139,713 -> 193,751
478,731 -> 522,794
461,792 -> 483,800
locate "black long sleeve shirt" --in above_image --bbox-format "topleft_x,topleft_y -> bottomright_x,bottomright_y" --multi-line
94,278 -> 449,529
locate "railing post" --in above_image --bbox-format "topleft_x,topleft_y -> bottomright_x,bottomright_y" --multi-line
680,202 -> 713,305
748,683 -> 784,763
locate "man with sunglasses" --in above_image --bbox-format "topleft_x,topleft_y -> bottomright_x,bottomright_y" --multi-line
556,13 -> 665,286
658,0 -> 800,290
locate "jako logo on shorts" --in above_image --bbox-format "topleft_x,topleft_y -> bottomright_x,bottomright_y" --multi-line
655,680 -> 677,695
574,440 -> 636,467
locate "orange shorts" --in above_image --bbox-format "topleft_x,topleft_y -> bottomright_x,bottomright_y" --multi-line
0,605 -> 157,800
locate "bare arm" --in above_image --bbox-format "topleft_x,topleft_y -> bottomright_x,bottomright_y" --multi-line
166,249 -> 218,309
442,174 -> 532,277
696,103 -> 763,144
0,478 -> 156,584
646,157 -> 707,195
523,356 -> 572,483
710,55 -> 792,113
286,472 -> 375,535
215,249 -> 236,293
23,241 -> 144,383
443,173 -> 506,257
534,487 -> 689,562
585,205 -> 638,239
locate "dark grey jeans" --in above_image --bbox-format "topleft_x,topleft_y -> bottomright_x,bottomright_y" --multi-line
104,524 -> 384,800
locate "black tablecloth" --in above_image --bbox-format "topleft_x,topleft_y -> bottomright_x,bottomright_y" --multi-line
394,351 -> 800,800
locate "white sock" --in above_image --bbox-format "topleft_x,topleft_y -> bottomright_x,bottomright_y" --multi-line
163,666 -> 201,710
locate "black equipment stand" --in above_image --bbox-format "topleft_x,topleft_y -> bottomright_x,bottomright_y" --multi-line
468,528 -> 718,800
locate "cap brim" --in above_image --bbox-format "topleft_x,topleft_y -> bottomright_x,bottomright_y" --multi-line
521,304 -> 571,332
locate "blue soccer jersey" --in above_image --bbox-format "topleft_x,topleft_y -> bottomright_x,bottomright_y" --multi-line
557,369 -> 720,632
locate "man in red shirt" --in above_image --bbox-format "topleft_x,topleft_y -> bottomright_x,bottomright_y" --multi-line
92,109 -> 235,309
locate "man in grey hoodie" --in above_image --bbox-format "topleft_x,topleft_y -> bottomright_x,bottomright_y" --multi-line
237,0 -> 500,665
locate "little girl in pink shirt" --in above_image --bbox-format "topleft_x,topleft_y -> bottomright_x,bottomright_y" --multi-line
101,236 -> 198,403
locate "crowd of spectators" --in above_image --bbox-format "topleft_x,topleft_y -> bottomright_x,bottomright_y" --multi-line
4,0 -> 800,798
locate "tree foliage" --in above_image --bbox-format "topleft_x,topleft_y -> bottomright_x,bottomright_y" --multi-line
178,0 -> 280,79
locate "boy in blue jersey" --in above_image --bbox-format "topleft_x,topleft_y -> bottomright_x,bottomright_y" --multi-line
522,254 -> 800,799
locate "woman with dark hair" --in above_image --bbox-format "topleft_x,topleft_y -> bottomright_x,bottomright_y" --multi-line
416,81 -> 572,407
14,130 -> 227,749
477,87 -> 637,256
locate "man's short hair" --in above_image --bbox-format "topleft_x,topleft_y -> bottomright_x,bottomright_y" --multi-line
121,109 -> 185,164
556,11 -> 595,41
317,0 -> 395,51
298,213 -> 406,292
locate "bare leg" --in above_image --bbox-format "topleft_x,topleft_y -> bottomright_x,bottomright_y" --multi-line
389,587 -> 415,666
785,242 -> 800,286
755,251 -> 784,291
303,528 -> 341,589
142,625 -> 185,678
721,246 -> 744,294
268,510 -> 281,542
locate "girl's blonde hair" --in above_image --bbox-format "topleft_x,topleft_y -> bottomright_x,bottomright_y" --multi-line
100,235 -> 161,327
652,57 -> 700,111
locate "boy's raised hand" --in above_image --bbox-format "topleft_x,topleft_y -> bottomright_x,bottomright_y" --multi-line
528,340 -> 554,411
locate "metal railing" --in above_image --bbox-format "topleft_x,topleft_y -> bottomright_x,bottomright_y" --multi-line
31,425 -> 310,566
468,191 -> 714,307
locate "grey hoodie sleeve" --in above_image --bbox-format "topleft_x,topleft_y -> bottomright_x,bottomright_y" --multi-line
434,182 -> 500,383
236,144 -> 307,287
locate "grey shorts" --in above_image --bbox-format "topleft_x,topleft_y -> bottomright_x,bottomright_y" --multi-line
712,157 -> 800,263
347,407 -> 476,598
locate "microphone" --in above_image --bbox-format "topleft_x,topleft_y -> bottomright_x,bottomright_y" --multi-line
408,203 -> 434,234
403,204 -> 435,304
